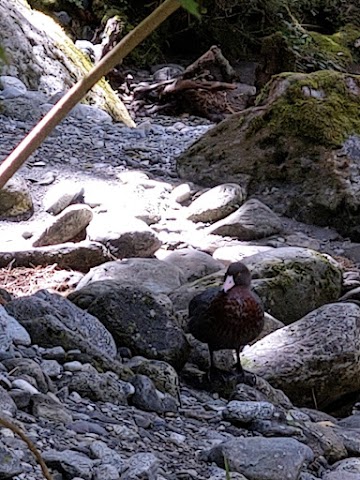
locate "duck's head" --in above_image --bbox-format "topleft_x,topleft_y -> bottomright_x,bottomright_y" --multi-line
222,262 -> 251,292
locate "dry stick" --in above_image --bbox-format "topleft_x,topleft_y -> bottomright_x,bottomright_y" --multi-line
0,416 -> 53,480
0,0 -> 181,190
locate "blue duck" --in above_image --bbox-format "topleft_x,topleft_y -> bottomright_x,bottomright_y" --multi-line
188,262 -> 264,379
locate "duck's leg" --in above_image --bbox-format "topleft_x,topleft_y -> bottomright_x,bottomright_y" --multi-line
235,348 -> 244,375
236,346 -> 256,386
208,346 -> 225,382
207,347 -> 216,380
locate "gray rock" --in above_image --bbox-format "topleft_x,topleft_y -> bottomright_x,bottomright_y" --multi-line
76,257 -> 185,295
230,376 -> 293,409
69,281 -> 190,370
44,181 -> 85,215
9,388 -> 31,409
40,359 -> 63,378
0,75 -> 27,93
206,437 -> 314,480
4,358 -> 53,393
90,440 -> 126,473
0,306 -> 31,348
223,401 -> 278,424
322,458 -> 360,480
41,102 -> 113,123
87,213 -> 162,258
0,385 -> 17,416
187,183 -> 245,222
130,374 -> 165,414
338,414 -> 360,429
12,379 -> 39,395
134,359 -> 180,400
208,466 -> 249,480
68,420 -> 108,436
170,183 -> 192,203
0,240 -> 113,272
242,247 -> 342,323
32,204 -> 93,247
93,464 -> 120,480
42,449 -> 94,480
31,393 -> 73,424
60,370 -> 134,405
242,302 -> 360,409
299,421 -> 347,463
123,452 -> 159,480
212,244 -> 274,265
5,290 -> 117,359
0,174 -> 33,220
0,440 -> 23,478
159,248 -> 224,282
206,199 -> 283,240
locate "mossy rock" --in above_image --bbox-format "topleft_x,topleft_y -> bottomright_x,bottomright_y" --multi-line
242,302 -> 360,409
177,70 -> 360,240
242,247 -> 342,323
1,0 -> 134,126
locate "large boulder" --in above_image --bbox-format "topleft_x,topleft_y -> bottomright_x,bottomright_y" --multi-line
242,302 -> 360,409
5,290 -> 117,359
68,281 -> 190,370
242,247 -> 342,323
205,437 -> 314,480
0,174 -> 33,220
0,0 -> 134,125
76,258 -> 186,295
170,247 -> 342,325
177,71 -> 360,240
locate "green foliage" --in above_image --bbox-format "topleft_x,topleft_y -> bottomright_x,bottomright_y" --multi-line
198,0 -> 360,60
281,22 -> 353,72
179,0 -> 201,18
224,456 -> 231,480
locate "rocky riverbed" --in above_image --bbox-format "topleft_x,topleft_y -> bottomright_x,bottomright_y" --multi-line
2,76 -> 360,480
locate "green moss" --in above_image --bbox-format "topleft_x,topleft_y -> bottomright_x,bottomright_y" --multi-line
56,33 -> 134,125
251,70 -> 360,147
308,31 -> 352,67
332,24 -> 360,62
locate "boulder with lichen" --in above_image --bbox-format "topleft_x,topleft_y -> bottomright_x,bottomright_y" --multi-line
177,70 -> 360,240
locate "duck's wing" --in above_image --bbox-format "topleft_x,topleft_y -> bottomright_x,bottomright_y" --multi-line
188,287 -> 222,342
208,290 -> 265,346
188,287 -> 221,319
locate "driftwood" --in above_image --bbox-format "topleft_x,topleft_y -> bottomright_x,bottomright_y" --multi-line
0,241 -> 112,272
128,46 -> 256,121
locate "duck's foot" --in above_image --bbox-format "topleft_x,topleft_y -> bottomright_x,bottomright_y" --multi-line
208,366 -> 228,383
235,369 -> 257,387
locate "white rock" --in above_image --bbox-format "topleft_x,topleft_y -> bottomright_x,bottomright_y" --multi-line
12,379 -> 39,395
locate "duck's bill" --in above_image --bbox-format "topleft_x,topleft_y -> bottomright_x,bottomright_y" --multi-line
222,275 -> 235,292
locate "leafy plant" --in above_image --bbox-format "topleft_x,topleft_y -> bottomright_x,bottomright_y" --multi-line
224,455 -> 231,480
179,0 -> 201,18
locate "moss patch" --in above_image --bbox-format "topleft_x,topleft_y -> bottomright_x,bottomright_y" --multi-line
252,70 -> 360,147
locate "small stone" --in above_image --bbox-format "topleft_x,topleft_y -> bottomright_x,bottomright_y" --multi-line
40,359 -> 63,377
171,183 -> 192,203
64,361 -> 84,372
187,183 -> 245,223
32,204 -> 93,247
11,379 -> 39,395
